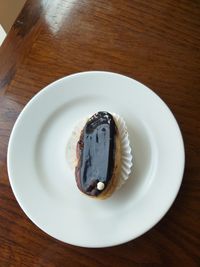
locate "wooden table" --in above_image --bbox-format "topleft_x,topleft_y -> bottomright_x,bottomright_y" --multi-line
0,0 -> 199,266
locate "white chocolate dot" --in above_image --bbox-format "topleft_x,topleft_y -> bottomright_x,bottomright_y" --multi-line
97,182 -> 105,191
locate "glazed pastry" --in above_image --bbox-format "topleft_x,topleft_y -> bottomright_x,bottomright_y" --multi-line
66,111 -> 132,199
75,111 -> 121,199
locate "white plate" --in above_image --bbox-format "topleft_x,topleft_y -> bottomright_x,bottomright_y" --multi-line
8,71 -> 185,248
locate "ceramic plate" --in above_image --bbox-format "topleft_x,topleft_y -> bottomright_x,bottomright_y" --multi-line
7,71 -> 185,247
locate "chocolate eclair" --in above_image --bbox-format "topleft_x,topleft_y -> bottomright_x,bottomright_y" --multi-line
75,111 -> 121,199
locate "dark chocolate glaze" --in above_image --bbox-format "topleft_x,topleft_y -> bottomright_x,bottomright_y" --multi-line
75,111 -> 116,196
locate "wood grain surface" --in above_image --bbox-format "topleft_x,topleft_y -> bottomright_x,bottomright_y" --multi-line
0,0 -> 200,266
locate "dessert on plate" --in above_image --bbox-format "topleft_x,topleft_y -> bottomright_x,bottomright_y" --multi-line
67,111 -> 132,199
